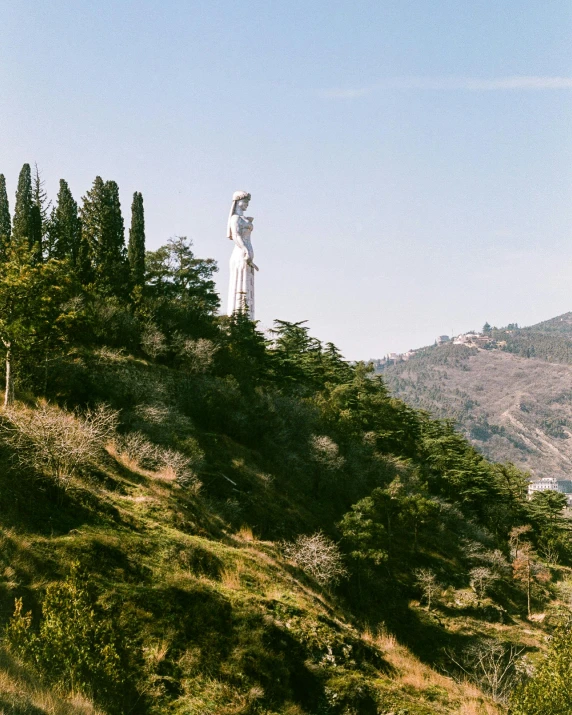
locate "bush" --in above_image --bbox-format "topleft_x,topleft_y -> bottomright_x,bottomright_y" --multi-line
5,563 -> 141,713
511,618 -> 572,714
1,402 -> 118,487
116,430 -> 204,490
282,532 -> 347,587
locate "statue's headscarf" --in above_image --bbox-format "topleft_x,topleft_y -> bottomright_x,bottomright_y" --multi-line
227,190 -> 251,239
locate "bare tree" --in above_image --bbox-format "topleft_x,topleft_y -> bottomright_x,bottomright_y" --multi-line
445,640 -> 525,703
509,525 -> 533,561
310,435 -> 345,471
512,542 -> 551,618
282,532 -> 347,587
469,566 -> 499,603
414,568 -> 441,611
141,323 -> 167,359
174,336 -> 218,374
1,402 -> 118,487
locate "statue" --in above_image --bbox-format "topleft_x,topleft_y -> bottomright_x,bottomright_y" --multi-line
227,190 -> 258,320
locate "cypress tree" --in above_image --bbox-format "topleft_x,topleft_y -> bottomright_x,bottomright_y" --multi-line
32,163 -> 51,226
31,163 -> 51,261
80,176 -> 127,294
102,180 -> 127,294
51,179 -> 81,263
0,174 -> 11,259
128,192 -> 145,289
12,163 -> 33,251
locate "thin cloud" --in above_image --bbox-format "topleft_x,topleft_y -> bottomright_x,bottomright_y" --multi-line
320,76 -> 572,98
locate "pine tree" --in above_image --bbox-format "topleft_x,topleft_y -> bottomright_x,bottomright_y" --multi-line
12,164 -> 34,252
0,174 -> 11,260
127,192 -> 145,289
51,179 -> 81,263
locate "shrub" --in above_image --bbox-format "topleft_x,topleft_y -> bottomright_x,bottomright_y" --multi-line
140,322 -> 167,359
5,563 -> 141,713
116,430 -> 204,490
282,532 -> 347,587
175,335 -> 218,373
310,435 -> 345,471
1,402 -> 118,487
511,618 -> 572,713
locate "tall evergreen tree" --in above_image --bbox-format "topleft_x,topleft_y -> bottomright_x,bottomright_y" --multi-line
32,163 -> 52,226
101,180 -> 127,294
80,177 -> 127,294
12,164 -> 34,251
79,176 -> 105,286
31,163 -> 51,262
51,179 -> 81,263
0,174 -> 11,260
127,192 -> 145,289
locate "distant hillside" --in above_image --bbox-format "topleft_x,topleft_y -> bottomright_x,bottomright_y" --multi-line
377,313 -> 572,479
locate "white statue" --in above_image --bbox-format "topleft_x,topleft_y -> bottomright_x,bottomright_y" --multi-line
227,190 -> 258,320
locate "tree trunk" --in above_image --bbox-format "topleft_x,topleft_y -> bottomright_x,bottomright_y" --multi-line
4,342 -> 13,407
526,560 -> 531,618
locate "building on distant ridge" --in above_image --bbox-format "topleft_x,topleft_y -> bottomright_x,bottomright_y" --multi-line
436,335 -> 450,344
528,478 -> 572,506
528,477 -> 559,495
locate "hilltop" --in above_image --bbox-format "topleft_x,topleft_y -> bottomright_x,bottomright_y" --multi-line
0,165 -> 569,714
377,313 -> 572,480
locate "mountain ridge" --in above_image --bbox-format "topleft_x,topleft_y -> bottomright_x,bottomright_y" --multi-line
377,312 -> 572,480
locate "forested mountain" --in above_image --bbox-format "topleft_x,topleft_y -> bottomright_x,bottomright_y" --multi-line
0,165 -> 571,714
379,315 -> 572,480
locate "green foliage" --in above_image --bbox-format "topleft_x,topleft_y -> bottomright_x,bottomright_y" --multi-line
128,191 -> 145,288
0,245 -> 77,399
510,617 -> 572,714
5,563 -> 141,713
0,173 -> 11,259
144,236 -> 219,339
338,491 -> 389,565
49,179 -> 81,264
80,176 -> 128,295
12,163 -> 40,259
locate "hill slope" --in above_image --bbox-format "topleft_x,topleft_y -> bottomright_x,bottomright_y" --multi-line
0,345 -> 558,715
379,313 -> 572,479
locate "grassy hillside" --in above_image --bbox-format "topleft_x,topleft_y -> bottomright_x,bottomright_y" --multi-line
379,314 -> 572,479
0,345 -> 568,715
0,213 -> 568,712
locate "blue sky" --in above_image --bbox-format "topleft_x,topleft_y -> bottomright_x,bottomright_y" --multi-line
1,0 -> 571,359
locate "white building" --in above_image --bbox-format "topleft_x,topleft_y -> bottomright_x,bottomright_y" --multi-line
528,477 -> 559,495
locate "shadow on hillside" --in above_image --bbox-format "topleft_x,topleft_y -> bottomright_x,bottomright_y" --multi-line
0,451 -> 126,537
381,600 -> 499,669
134,582 -> 388,712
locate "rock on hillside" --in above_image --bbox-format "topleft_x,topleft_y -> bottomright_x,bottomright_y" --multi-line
379,314 -> 572,479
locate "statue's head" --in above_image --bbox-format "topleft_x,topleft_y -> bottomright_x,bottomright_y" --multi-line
232,190 -> 251,212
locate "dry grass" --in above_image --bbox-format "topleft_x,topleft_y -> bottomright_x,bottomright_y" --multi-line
361,629 -> 501,714
220,564 -> 244,590
235,525 -> 256,542
0,647 -> 103,714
